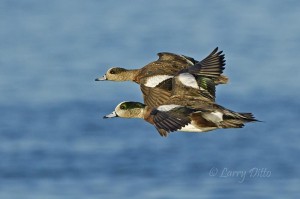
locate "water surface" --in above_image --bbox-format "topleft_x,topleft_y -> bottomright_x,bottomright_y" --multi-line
0,0 -> 299,198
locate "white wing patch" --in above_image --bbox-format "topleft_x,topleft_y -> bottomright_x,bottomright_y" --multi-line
178,73 -> 199,89
157,104 -> 181,112
144,75 -> 173,87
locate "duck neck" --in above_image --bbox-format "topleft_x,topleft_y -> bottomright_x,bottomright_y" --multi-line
121,69 -> 140,81
134,108 -> 146,119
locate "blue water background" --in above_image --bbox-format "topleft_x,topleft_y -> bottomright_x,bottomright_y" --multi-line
0,0 -> 300,198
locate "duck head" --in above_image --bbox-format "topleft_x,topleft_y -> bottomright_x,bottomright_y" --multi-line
95,67 -> 137,81
104,101 -> 146,119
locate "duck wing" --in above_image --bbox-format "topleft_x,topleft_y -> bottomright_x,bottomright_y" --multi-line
169,48 -> 227,101
154,127 -> 169,137
196,77 -> 216,100
180,54 -> 199,64
157,52 -> 197,66
171,73 -> 216,102
150,106 -> 194,134
140,78 -> 173,107
187,47 -> 227,81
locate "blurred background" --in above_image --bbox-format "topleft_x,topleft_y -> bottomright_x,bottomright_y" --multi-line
0,0 -> 299,198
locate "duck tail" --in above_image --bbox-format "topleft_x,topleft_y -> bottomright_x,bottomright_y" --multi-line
221,112 -> 259,129
220,119 -> 245,128
237,112 -> 259,122
223,111 -> 259,123
214,75 -> 229,84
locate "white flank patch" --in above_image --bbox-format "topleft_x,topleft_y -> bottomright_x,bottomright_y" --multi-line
212,111 -> 223,120
178,73 -> 199,89
144,75 -> 173,87
157,104 -> 181,112
203,111 -> 223,123
180,123 -> 201,132
179,122 -> 217,132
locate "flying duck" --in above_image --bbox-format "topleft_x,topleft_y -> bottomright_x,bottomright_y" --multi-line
96,48 -> 228,107
103,61 -> 258,137
103,100 -> 258,137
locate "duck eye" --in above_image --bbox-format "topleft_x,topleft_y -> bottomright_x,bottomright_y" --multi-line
110,70 -> 115,74
120,105 -> 126,109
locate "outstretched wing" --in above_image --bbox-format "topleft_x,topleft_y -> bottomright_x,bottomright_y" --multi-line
151,106 -> 194,134
188,47 -> 226,79
169,48 -> 227,101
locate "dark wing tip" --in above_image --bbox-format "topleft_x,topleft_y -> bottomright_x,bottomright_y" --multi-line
187,47 -> 226,78
212,47 -> 218,53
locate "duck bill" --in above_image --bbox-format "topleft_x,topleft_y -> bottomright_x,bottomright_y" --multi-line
95,74 -> 107,81
103,111 -> 119,119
